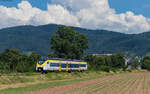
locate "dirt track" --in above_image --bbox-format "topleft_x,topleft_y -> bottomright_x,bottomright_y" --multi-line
29,73 -> 150,94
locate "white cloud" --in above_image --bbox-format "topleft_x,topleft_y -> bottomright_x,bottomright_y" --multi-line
31,4 -> 80,26
52,0 -> 150,34
0,0 -> 150,34
0,1 -> 79,29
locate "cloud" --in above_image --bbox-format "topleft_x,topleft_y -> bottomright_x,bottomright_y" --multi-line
0,0 -> 150,34
51,0 -> 150,34
0,1 -> 79,29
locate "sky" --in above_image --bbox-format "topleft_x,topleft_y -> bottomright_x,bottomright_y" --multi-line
0,0 -> 150,34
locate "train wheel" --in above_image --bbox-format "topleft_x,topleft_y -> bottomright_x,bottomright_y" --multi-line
38,68 -> 42,72
68,70 -> 72,73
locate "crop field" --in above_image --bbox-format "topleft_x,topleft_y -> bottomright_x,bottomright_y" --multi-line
65,72 -> 150,94
30,72 -> 150,94
0,72 -> 150,94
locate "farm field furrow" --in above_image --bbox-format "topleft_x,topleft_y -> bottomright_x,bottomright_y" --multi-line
135,75 -> 145,94
144,76 -> 149,94
65,76 -> 124,94
29,72 -> 150,94
65,73 -> 150,94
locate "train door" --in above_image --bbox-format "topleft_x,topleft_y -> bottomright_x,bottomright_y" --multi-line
59,61 -> 62,72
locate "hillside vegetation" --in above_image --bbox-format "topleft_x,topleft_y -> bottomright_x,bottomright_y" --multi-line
0,24 -> 150,56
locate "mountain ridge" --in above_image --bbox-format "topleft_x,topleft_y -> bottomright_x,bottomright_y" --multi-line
0,24 -> 150,56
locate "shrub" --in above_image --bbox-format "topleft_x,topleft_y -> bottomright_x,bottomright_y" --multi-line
111,68 -> 117,73
142,60 -> 150,70
100,66 -> 111,72
127,69 -> 132,72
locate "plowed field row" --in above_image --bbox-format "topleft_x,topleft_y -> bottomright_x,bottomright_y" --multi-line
29,73 -> 150,94
65,73 -> 150,94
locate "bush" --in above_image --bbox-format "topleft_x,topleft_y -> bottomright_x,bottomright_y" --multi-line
100,66 -> 111,72
111,68 -> 117,73
142,60 -> 150,70
127,69 -> 132,72
122,65 -> 128,71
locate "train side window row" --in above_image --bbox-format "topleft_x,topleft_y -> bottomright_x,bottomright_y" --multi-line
80,64 -> 86,67
50,63 -> 86,68
50,63 -> 59,67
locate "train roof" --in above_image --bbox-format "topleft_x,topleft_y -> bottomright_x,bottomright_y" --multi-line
39,57 -> 85,62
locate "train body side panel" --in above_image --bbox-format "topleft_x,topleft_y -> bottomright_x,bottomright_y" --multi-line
36,60 -> 87,72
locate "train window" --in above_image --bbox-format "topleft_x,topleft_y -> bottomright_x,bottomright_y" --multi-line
76,64 -> 79,68
61,63 -> 66,68
38,61 -> 45,65
68,64 -> 79,68
71,64 -> 79,68
50,63 -> 59,67
80,64 -> 86,67
68,64 -> 72,68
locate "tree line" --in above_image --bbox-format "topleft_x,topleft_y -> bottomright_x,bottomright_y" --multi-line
84,53 -> 126,72
0,49 -> 40,73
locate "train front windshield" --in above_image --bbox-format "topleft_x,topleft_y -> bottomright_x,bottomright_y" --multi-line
38,61 -> 45,65
38,58 -> 47,65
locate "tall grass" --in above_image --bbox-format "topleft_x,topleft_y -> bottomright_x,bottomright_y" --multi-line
0,76 -> 35,84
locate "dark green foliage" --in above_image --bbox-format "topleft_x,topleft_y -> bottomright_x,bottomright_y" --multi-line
50,26 -> 89,59
110,53 -> 125,68
1,24 -> 150,56
129,58 -> 141,69
141,56 -> 150,70
99,66 -> 111,72
0,49 -> 41,73
85,55 -> 106,70
84,53 -> 125,71
0,49 -> 21,72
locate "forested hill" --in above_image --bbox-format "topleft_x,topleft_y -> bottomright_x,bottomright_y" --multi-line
0,24 -> 150,56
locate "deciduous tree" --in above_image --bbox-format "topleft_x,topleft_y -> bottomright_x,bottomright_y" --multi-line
50,26 -> 89,59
